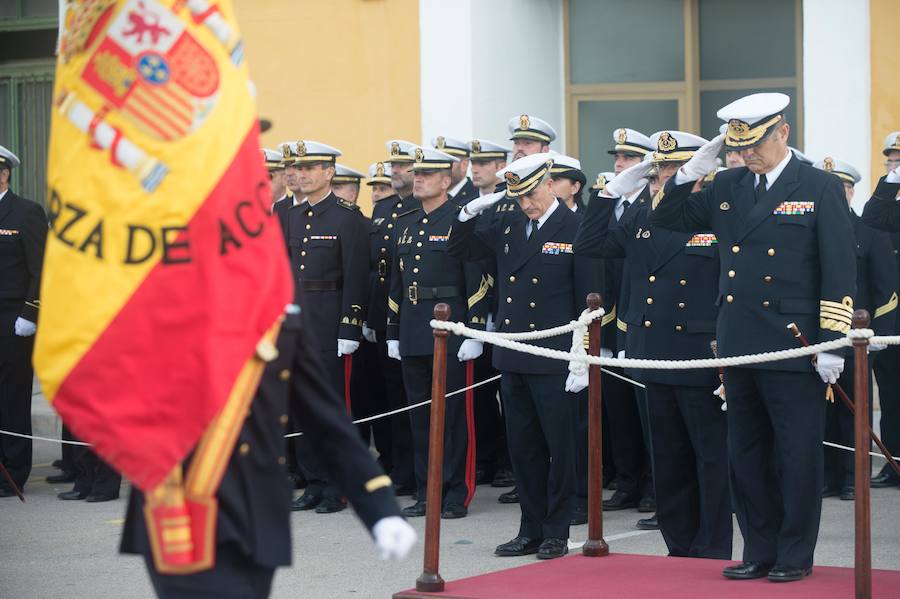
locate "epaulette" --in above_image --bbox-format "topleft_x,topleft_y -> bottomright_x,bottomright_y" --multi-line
396,207 -> 421,218
337,198 -> 360,210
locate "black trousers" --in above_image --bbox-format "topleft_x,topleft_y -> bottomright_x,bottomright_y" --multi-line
401,354 -> 472,506
70,442 -> 122,497
0,335 -> 34,490
502,372 -> 575,540
145,542 -> 275,599
825,354 -> 873,488
349,338 -> 393,474
373,333 -> 414,489
873,346 -> 900,472
724,367 -> 826,569
646,383 -> 731,559
60,425 -> 77,473
472,345 -> 509,475
293,349 -> 343,500
604,368 -> 651,499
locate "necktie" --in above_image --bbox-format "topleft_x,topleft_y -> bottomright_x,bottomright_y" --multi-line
618,199 -> 631,221
527,219 -> 539,239
755,174 -> 768,203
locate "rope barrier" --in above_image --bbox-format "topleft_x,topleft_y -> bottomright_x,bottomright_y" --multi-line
824,440 -> 895,460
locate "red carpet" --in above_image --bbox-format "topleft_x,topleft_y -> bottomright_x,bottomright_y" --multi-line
394,553 -> 900,598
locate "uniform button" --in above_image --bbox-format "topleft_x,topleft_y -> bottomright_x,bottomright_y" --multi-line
678,302 -> 685,309
509,275 -> 516,283
387,223 -> 393,229
305,224 -> 311,230
762,300 -> 770,307
419,230 -> 425,235
422,218 -> 429,224
299,264 -> 305,270
279,369 -> 290,381
504,319 -> 510,325
507,297 -> 513,303
413,267 -> 419,273
391,213 -> 398,218
415,254 -> 421,260
675,325 -> 683,332
307,210 -> 313,216
532,278 -> 539,284
279,414 -> 289,424
379,277 -> 385,283
417,242 -> 422,247
239,443 -> 250,456
732,245 -> 740,253
380,247 -> 386,253
764,275 -> 773,282
767,248 -> 775,256
529,323 -> 536,329
728,270 -> 735,278
303,237 -> 308,243
648,275 -> 656,282
726,294 -> 734,303
301,251 -> 306,256
277,456 -> 286,465
646,297 -> 653,305
679,279 -> 687,286
644,320 -> 652,328
529,302 -> 536,308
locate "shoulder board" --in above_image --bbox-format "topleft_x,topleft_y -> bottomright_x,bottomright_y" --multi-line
337,198 -> 360,210
396,207 -> 421,218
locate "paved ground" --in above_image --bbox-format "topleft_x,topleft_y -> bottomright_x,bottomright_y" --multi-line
3,389 -> 899,598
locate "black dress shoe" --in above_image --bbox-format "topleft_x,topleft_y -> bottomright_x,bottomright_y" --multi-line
570,505 -> 588,526
637,496 -> 656,513
46,471 -> 77,484
536,538 -> 568,560
722,561 -> 773,580
315,497 -> 346,513
636,514 -> 658,530
58,490 -> 88,500
870,470 -> 900,488
498,488 -> 519,504
491,469 -> 516,488
602,490 -> 638,511
767,564 -> 811,582
441,503 -> 467,519
840,485 -> 855,501
290,492 -> 322,511
85,493 -> 118,503
495,536 -> 541,556
822,485 -> 841,498
401,500 -> 427,517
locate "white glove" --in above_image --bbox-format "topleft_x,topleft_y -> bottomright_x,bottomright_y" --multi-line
870,342 -> 887,352
617,350 -> 626,359
816,352 -> 844,384
372,516 -> 417,560
886,168 -> 900,184
600,348 -> 613,358
362,324 -> 377,343
486,313 -> 497,332
679,133 -> 725,181
337,339 -> 360,357
387,340 -> 401,361
458,191 -> 506,222
713,383 -> 727,412
565,371 -> 589,393
602,160 -> 653,198
457,339 -> 483,362
14,317 -> 36,337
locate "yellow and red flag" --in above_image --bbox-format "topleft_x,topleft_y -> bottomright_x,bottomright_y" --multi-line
35,0 -> 290,566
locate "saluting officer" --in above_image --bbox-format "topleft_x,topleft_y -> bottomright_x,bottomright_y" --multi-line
861,132 -> 900,489
432,136 -> 478,206
815,157 -> 897,500
449,153 -> 603,559
386,147 -> 490,520
576,131 -> 732,560
285,140 -> 370,514
332,164 -> 365,206
0,145 -> 46,498
650,93 -> 857,582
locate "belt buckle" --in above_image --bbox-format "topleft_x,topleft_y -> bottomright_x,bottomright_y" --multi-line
408,285 -> 418,305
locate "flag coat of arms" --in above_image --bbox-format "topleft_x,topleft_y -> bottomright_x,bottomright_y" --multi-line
35,0 -> 291,573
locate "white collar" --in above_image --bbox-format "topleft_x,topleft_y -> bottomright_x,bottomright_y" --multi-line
0,189 -> 7,202
570,202 -> 578,212
533,199 -> 559,229
449,177 -> 468,198
755,149 -> 793,190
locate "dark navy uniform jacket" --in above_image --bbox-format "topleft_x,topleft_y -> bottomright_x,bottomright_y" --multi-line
860,177 -> 900,333
450,178 -> 479,207
272,194 -> 292,251
649,156 -> 857,371
288,192 -> 369,352
386,199 -> 489,357
367,194 -> 417,332
850,212 -> 897,336
0,190 -> 45,340
576,196 -> 719,387
448,200 -> 604,375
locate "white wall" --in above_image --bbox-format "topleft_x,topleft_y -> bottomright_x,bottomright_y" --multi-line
803,0 -> 871,211
419,0 -> 565,152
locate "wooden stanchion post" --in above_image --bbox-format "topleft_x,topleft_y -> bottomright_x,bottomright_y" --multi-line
582,293 -> 609,557
852,309 -> 871,599
415,303 -> 450,593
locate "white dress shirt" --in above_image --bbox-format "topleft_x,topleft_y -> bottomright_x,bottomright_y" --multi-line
754,149 -> 793,190
526,199 -> 559,237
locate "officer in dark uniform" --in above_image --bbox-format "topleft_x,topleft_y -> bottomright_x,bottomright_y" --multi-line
57,445 -> 122,502
122,306 -> 416,598
386,146 -> 489,520
576,131 -> 732,560
284,140 -> 370,514
861,132 -> 900,488
449,153 -> 603,559
650,93 -> 857,582
271,143 -> 298,251
331,164 -> 365,206
387,139 -> 418,202
262,148 -> 287,210
0,145 -> 46,498
814,157 -> 897,500
432,136 -> 479,207
351,160 -> 416,495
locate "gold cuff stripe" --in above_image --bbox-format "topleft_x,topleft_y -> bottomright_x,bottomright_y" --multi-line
365,474 -> 392,493
725,114 -> 783,148
388,297 -> 400,314
875,292 -> 898,320
468,276 -> 491,308
821,317 -> 851,334
486,274 -> 495,288
616,318 -> 628,332
25,301 -> 40,309
601,305 -> 617,327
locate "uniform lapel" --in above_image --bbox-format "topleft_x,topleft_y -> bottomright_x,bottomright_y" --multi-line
509,204 -> 566,273
651,225 -> 688,271
737,156 -> 801,241
0,190 -> 16,225
728,170 -> 754,238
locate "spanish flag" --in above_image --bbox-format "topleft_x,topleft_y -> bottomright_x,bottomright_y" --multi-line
35,0 -> 291,573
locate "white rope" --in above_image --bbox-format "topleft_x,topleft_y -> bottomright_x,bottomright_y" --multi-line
467,308 -> 605,342
823,440 -> 895,461
0,429 -> 91,446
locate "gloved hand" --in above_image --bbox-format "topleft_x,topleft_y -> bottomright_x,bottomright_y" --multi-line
870,342 -> 887,352
565,371 -> 589,393
886,168 -> 900,184
617,350 -> 626,359
679,133 -> 725,181
458,191 -> 506,222
486,314 -> 497,332
600,348 -> 613,358
362,324 -> 377,343
387,340 -> 401,361
14,317 -> 36,337
816,352 -> 844,384
713,383 -> 727,412
337,339 -> 360,357
602,160 -> 653,198
372,516 -> 417,560
457,339 -> 484,362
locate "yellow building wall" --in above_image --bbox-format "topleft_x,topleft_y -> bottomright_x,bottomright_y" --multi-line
234,0 -> 422,214
870,0 -> 900,186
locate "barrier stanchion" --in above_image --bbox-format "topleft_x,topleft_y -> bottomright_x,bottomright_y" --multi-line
582,292 -> 609,557
416,303 -> 450,593
852,310 -> 871,599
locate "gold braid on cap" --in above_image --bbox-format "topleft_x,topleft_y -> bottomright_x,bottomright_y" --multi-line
725,114 -> 783,148
505,160 -> 553,198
